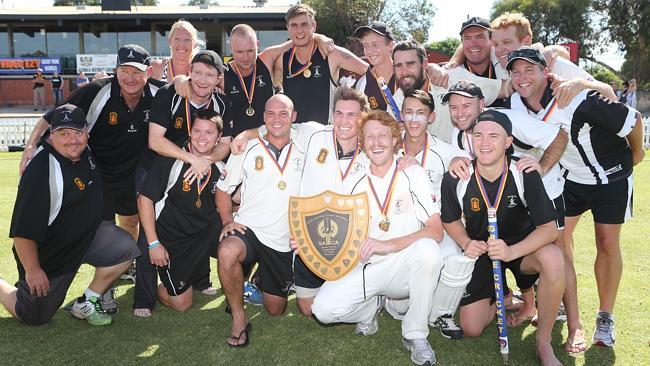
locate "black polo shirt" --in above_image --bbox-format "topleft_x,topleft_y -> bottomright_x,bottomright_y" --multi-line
440,156 -> 556,245
10,138 -> 103,279
142,83 -> 231,169
43,76 -> 163,187
224,58 -> 275,138
354,67 -> 397,112
139,155 -> 222,248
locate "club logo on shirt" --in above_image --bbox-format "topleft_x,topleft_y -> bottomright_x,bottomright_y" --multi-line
507,195 -> 518,208
425,170 -> 436,184
316,148 -> 328,164
182,180 -> 191,192
257,75 -> 266,87
174,117 -> 183,129
74,178 -> 86,191
211,182 -> 218,194
109,112 -> 118,125
369,96 -> 379,109
431,194 -> 438,203
88,156 -> 96,170
255,156 -> 264,171
178,281 -> 185,289
313,66 -> 322,78
128,123 -> 138,133
393,199 -> 406,214
293,156 -> 303,171
470,198 -> 480,212
143,109 -> 151,123
230,85 -> 240,94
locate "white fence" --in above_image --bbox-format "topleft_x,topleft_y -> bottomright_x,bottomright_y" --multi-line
0,118 -> 37,151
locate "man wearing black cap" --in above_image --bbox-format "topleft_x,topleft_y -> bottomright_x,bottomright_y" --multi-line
507,46 -> 645,348
0,104 -> 139,327
20,44 -> 164,241
133,49 -> 230,316
440,109 -> 564,366
353,21 -> 398,116
459,17 -> 494,80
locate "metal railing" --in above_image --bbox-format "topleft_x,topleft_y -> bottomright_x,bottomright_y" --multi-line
0,117 -> 37,151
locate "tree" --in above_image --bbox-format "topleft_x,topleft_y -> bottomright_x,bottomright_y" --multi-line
304,0 -> 435,48
53,0 -> 158,5
426,38 -> 460,56
594,0 -> 649,82
490,0 -> 604,58
187,0 -> 218,5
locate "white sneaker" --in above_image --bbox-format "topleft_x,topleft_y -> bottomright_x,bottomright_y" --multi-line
70,296 -> 112,326
402,337 -> 436,365
354,296 -> 385,336
592,311 -> 616,347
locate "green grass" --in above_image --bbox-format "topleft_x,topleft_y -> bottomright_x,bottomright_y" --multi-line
0,151 -> 649,365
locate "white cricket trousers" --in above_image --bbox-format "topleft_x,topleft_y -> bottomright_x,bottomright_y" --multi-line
312,238 -> 443,339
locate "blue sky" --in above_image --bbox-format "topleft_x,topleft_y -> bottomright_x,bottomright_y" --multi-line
7,0 -> 625,69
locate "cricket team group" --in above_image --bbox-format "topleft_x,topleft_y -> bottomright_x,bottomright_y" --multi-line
0,4 -> 645,366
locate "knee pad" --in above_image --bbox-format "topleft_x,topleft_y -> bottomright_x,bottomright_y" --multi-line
430,254 -> 476,321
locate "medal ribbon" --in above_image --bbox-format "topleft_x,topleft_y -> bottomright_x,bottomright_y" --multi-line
196,167 -> 212,196
467,62 -> 493,79
185,99 -> 193,153
288,40 -> 316,78
258,137 -> 293,177
332,131 -> 360,181
367,164 -> 399,219
464,131 -> 474,158
542,98 -> 558,122
375,72 -> 401,121
231,61 -> 256,108
474,157 -> 509,213
404,138 -> 428,167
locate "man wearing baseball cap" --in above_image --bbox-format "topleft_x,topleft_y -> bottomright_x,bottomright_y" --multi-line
507,46 -> 645,349
135,49 -> 231,317
440,109 -> 565,366
18,44 -> 164,313
0,104 -> 139,326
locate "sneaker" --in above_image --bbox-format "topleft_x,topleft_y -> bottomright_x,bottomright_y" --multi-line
430,314 -> 463,339
99,287 -> 119,314
243,281 -> 263,306
592,311 -> 616,347
119,261 -> 136,283
70,296 -> 112,326
355,296 -> 385,336
531,302 -> 566,327
402,337 -> 436,365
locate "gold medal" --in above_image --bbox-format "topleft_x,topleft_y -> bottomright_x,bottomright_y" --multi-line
278,180 -> 287,190
195,198 -> 202,208
379,219 -> 390,232
303,69 -> 311,78
245,106 -> 255,117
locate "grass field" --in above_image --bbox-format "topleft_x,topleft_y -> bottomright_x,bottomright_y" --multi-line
0,151 -> 648,365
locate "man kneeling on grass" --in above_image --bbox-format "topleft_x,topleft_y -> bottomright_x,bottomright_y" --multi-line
0,104 -> 139,326
137,109 -> 224,313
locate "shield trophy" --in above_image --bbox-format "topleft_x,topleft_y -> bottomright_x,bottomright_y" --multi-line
289,190 -> 369,281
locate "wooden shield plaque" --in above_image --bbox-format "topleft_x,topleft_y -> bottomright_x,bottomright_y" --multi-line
289,190 -> 369,281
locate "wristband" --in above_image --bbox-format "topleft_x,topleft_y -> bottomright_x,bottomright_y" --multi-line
148,240 -> 160,250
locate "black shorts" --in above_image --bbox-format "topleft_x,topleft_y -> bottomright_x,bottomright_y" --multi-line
14,221 -> 139,325
228,229 -> 293,298
294,254 -> 325,296
157,221 -> 220,296
564,176 -> 633,224
551,194 -> 566,229
103,181 -> 138,220
460,253 -> 539,307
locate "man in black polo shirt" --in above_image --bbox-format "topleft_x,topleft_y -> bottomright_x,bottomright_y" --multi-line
137,109 -> 224,313
0,105 -> 139,326
507,46 -> 645,348
20,44 -> 163,242
441,110 -> 564,366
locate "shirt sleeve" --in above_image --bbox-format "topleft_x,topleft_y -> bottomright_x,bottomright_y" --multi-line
440,172 -> 463,224
522,170 -> 557,227
139,157 -> 175,203
574,91 -> 637,138
9,153 -> 51,243
216,143 -> 248,194
501,109 -> 560,150
551,57 -> 594,81
149,86 -> 174,130
219,93 -> 234,137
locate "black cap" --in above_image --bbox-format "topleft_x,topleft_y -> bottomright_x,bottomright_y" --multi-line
50,104 -> 88,132
117,44 -> 150,71
354,21 -> 394,41
506,46 -> 547,71
191,50 -> 224,73
442,81 -> 484,103
460,16 -> 491,35
474,110 -> 512,136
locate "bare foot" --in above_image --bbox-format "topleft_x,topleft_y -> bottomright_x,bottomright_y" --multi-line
564,327 -> 587,354
134,308 -> 152,318
537,342 -> 563,366
227,318 -> 251,347
507,303 -> 536,327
